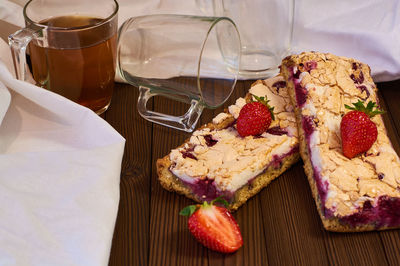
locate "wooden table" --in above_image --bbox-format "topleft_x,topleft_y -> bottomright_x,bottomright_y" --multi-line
1,18 -> 399,266
105,79 -> 400,266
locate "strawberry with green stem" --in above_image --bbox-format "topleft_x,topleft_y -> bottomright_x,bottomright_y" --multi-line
236,94 -> 275,137
341,100 -> 385,159
180,197 -> 243,253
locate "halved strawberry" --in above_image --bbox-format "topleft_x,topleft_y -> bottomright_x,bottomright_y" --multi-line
341,100 -> 384,159
179,198 -> 243,253
236,95 -> 275,137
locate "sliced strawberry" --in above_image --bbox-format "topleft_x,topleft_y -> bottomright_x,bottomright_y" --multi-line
340,100 -> 384,158
236,95 -> 274,137
180,198 -> 243,253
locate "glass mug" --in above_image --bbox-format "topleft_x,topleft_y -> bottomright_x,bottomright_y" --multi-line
117,15 -> 241,132
197,0 -> 294,78
9,0 -> 118,115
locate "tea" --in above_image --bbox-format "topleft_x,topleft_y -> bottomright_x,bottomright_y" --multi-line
29,15 -> 117,114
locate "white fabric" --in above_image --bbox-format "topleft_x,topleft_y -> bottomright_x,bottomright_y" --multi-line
0,38 -> 125,265
0,0 -> 24,27
2,0 -> 400,82
292,0 -> 400,82
121,0 -> 400,82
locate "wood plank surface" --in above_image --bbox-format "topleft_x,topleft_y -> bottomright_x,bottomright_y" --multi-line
376,82 -> 400,266
106,83 -> 153,266
107,79 -> 400,266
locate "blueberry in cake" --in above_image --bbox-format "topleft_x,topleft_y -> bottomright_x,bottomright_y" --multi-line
281,51 -> 400,231
157,76 -> 300,211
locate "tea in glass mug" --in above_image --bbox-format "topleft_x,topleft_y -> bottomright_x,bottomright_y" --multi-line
9,0 -> 119,114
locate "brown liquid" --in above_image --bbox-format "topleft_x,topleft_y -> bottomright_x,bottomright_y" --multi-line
29,15 -> 117,114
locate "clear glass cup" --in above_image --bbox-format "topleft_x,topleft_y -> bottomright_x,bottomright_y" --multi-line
117,14 -> 241,132
197,0 -> 294,79
8,0 -> 118,115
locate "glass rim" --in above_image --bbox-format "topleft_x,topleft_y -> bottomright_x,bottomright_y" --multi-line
23,0 -> 119,31
197,16 -> 241,108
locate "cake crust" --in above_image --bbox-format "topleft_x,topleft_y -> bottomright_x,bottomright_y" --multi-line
156,78 -> 299,211
282,51 -> 400,232
157,150 -> 299,211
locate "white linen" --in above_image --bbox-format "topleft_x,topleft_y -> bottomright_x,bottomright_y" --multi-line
2,0 -> 400,82
292,0 -> 400,82
0,38 -> 125,265
0,0 -> 400,82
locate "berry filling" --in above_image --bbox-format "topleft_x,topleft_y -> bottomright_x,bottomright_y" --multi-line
267,126 -> 288,136
176,146 -> 299,203
289,64 -> 332,214
182,151 -> 197,160
181,146 -> 197,160
302,116 -> 316,137
271,146 -> 299,168
340,196 -> 400,228
204,134 -> 218,147
300,61 -> 317,72
301,115 -> 332,216
350,71 -> 364,84
290,67 -> 308,107
272,81 -> 287,93
182,177 -> 234,203
356,85 -> 370,100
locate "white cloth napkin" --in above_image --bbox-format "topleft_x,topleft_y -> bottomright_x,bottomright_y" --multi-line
0,38 -> 125,265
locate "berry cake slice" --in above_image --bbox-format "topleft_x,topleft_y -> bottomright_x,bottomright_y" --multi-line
157,76 -> 300,211
281,51 -> 400,232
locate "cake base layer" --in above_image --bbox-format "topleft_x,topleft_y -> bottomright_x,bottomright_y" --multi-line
289,85 -> 393,232
157,149 -> 299,211
282,51 -> 400,232
156,77 -> 300,211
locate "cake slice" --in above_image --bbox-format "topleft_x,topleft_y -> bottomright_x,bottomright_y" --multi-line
157,76 -> 299,211
281,51 -> 400,231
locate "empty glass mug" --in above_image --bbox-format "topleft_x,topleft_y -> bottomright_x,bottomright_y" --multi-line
197,0 -> 294,78
9,0 -> 118,115
117,14 -> 241,132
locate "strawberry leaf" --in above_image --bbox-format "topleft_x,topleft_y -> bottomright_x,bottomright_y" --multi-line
179,205 -> 197,217
269,106 -> 275,121
211,197 -> 229,208
345,100 -> 384,118
344,104 -> 353,110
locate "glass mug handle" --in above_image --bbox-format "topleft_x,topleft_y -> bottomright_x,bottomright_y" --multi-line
137,86 -> 204,132
8,27 -> 39,81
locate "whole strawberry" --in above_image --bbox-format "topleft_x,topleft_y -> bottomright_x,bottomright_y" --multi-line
180,198 -> 243,253
237,95 -> 274,137
340,100 -> 384,159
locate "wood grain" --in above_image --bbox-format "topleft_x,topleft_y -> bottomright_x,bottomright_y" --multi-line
107,79 -> 400,266
376,82 -> 400,266
107,83 -> 153,266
